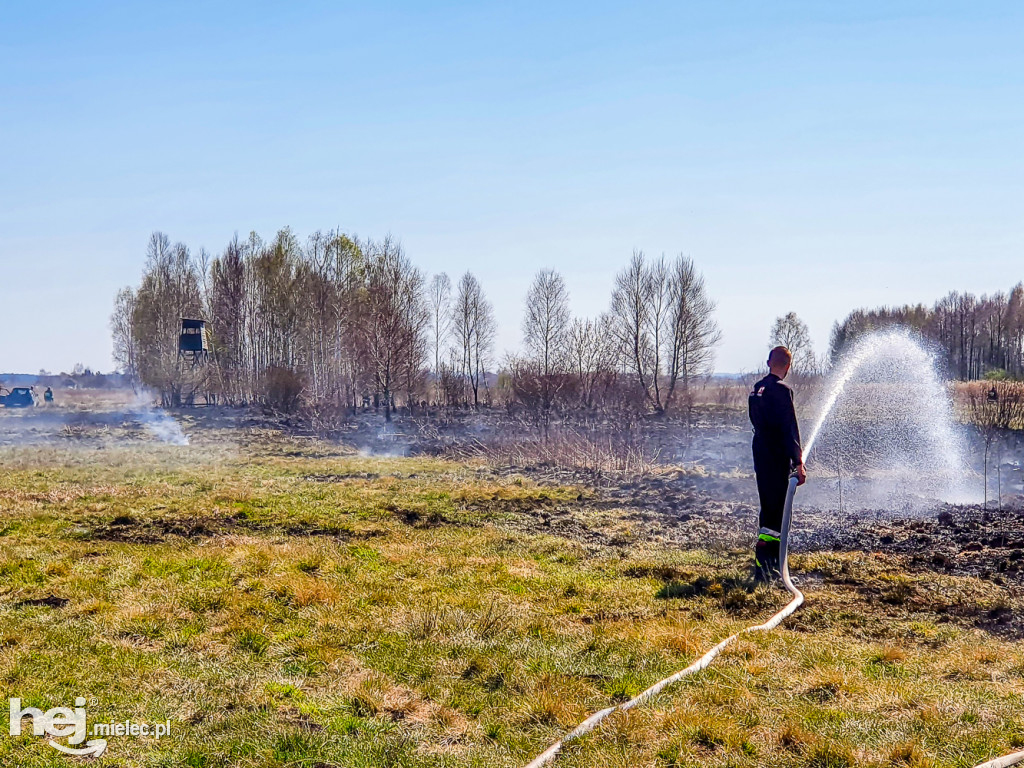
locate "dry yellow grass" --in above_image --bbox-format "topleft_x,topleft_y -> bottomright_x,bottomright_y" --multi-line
0,430 -> 1020,767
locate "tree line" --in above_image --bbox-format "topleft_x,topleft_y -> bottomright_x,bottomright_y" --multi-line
112,230 -> 722,417
829,285 -> 1024,379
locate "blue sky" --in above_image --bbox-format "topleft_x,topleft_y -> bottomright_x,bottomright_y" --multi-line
2,1 -> 1022,374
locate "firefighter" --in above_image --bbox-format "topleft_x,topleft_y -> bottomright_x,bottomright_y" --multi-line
748,346 -> 806,582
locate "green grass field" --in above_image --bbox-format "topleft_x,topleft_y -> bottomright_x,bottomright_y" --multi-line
0,430 -> 1021,767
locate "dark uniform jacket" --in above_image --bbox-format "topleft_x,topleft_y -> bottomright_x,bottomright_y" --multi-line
748,373 -> 802,470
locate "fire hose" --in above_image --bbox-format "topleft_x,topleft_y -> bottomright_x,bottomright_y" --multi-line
522,475 -> 1024,768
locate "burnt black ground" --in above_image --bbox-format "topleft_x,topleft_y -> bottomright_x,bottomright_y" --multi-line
804,502 -> 1024,583
6,397 -> 1023,630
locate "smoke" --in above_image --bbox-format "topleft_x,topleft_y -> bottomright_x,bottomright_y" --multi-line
132,393 -> 189,446
356,423 -> 410,457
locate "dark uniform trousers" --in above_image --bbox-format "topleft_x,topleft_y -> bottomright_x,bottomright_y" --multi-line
748,372 -> 802,577
753,439 -> 790,534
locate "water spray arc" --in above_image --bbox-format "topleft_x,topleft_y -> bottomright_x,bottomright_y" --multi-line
522,329 -> 1023,768
804,329 -> 969,508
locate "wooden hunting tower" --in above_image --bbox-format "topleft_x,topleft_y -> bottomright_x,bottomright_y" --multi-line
178,318 -> 210,366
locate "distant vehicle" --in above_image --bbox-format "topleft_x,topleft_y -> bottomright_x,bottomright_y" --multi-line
0,387 -> 36,408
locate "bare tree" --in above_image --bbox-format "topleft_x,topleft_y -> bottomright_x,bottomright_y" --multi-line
611,251 -> 720,413
567,315 -> 616,409
665,254 -> 722,411
326,232 -> 367,412
208,234 -> 247,402
611,250 -> 654,408
355,237 -> 427,421
129,233 -> 204,406
117,229 -> 726,427
522,269 -> 571,412
110,287 -> 139,389
453,271 -> 495,408
830,283 -> 1024,379
428,273 -> 452,404
770,312 -> 814,371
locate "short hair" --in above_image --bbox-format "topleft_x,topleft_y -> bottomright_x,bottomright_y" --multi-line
768,346 -> 793,367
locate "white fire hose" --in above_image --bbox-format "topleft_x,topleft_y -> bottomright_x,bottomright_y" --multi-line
522,475 -> 1024,768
